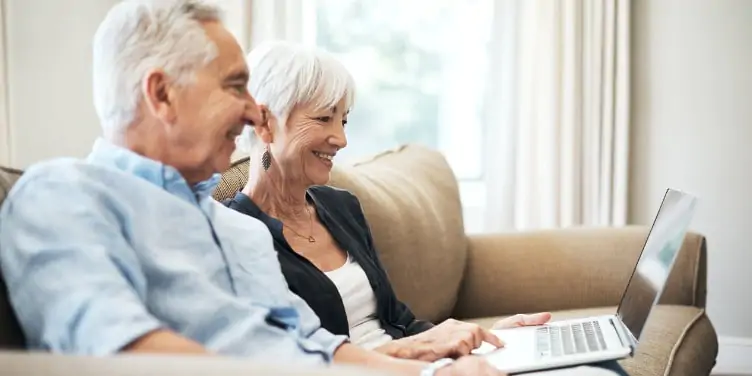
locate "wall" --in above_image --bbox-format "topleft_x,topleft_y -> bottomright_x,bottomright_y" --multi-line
5,0 -> 121,168
3,0 -> 247,169
630,0 -> 752,343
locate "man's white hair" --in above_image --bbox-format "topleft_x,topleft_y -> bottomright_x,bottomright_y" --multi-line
237,41 -> 356,154
92,0 -> 223,138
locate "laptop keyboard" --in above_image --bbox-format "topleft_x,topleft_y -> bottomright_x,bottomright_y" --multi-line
536,321 -> 608,358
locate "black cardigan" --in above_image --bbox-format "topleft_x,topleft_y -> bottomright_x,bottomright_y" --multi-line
222,186 -> 434,339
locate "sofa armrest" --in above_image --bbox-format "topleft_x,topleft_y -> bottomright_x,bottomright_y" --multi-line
0,352 -> 392,376
452,226 -> 707,320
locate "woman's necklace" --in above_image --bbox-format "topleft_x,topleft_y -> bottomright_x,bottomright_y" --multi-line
283,205 -> 316,243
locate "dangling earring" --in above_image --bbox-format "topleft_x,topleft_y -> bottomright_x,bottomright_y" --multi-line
261,145 -> 271,171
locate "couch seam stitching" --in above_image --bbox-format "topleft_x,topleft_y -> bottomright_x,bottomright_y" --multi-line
662,308 -> 705,376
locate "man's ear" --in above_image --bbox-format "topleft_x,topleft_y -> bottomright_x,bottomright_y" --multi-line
254,106 -> 275,144
142,69 -> 176,124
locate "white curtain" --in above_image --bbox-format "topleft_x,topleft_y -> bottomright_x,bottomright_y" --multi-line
498,0 -> 631,230
213,0 -> 311,52
228,0 -> 631,232
245,0 -> 312,48
0,0 -> 10,166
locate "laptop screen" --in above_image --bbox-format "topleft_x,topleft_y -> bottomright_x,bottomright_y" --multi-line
616,188 -> 698,341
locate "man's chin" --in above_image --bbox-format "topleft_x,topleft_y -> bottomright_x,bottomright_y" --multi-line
214,160 -> 232,175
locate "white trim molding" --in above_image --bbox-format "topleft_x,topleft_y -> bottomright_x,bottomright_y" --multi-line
0,0 -> 11,166
712,336 -> 752,375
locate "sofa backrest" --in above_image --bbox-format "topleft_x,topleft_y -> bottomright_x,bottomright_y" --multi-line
214,145 -> 469,323
0,166 -> 27,349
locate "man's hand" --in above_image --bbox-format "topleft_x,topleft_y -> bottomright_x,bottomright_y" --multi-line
435,356 -> 507,376
123,329 -> 209,354
375,319 -> 504,361
491,312 -> 552,329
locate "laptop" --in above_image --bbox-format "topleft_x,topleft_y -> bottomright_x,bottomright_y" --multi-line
475,188 -> 699,374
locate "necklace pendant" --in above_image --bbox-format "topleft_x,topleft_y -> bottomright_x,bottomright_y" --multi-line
308,236 -> 316,243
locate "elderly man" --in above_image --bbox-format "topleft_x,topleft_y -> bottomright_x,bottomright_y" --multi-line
0,1 -> 622,376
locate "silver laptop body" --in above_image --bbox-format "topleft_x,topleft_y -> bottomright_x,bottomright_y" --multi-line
480,188 -> 699,374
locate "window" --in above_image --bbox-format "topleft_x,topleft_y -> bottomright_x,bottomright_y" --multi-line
302,0 -> 496,233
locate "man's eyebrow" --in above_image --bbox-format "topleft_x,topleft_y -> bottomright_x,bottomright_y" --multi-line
224,70 -> 249,83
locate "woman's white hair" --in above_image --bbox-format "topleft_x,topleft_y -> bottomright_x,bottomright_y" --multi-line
92,0 -> 222,138
237,41 -> 356,155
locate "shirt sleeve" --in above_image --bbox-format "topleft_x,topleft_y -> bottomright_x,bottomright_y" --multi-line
0,170 -> 163,355
288,288 -> 349,360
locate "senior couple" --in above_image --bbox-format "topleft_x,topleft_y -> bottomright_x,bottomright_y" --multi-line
0,1 -> 628,375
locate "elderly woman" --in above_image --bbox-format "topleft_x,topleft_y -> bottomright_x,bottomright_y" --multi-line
223,41 -> 626,376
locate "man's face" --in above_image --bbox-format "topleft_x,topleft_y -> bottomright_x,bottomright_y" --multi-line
165,21 -> 259,184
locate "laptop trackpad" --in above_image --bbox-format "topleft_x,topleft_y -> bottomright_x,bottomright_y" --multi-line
474,327 -> 540,372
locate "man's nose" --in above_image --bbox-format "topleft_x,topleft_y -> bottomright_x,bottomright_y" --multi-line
243,94 -> 264,127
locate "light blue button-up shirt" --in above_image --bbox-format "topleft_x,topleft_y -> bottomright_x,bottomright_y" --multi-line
0,139 -> 347,363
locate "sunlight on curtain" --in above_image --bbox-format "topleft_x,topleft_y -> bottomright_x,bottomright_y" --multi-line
239,0 -> 630,233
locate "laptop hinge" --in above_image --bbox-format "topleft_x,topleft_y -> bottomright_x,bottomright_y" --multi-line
610,317 -> 637,355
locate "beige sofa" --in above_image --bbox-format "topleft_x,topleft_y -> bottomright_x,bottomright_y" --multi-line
215,144 -> 719,376
0,144 -> 718,375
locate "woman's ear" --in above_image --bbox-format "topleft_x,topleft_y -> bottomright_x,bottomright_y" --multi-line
254,105 -> 276,144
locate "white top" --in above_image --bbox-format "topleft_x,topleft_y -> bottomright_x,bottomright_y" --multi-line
324,253 -> 394,349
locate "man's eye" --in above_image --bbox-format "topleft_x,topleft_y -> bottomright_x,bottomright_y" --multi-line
228,84 -> 245,94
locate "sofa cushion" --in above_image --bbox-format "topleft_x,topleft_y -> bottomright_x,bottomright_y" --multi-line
214,145 -> 468,323
0,166 -> 23,206
467,305 -> 718,376
0,166 -> 27,349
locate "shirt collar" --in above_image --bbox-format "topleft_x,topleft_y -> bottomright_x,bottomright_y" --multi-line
224,191 -> 284,235
86,138 -> 221,204
223,190 -> 323,239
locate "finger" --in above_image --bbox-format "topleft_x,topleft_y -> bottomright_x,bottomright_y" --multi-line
450,339 -> 474,358
492,312 -> 552,329
480,360 -> 506,376
491,314 -> 522,329
480,327 -> 504,348
470,357 -> 504,376
463,324 -> 483,348
522,312 -> 552,326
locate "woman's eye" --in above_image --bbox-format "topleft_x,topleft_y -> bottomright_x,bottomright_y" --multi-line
315,116 -> 332,123
342,119 -> 348,128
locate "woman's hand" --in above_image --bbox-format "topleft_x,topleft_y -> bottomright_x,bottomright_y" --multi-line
375,319 -> 504,362
375,313 -> 553,362
491,312 -> 552,329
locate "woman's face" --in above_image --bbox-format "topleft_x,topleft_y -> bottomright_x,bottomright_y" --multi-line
270,97 -> 348,186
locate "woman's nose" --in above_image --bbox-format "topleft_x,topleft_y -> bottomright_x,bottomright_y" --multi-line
330,126 -> 347,149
